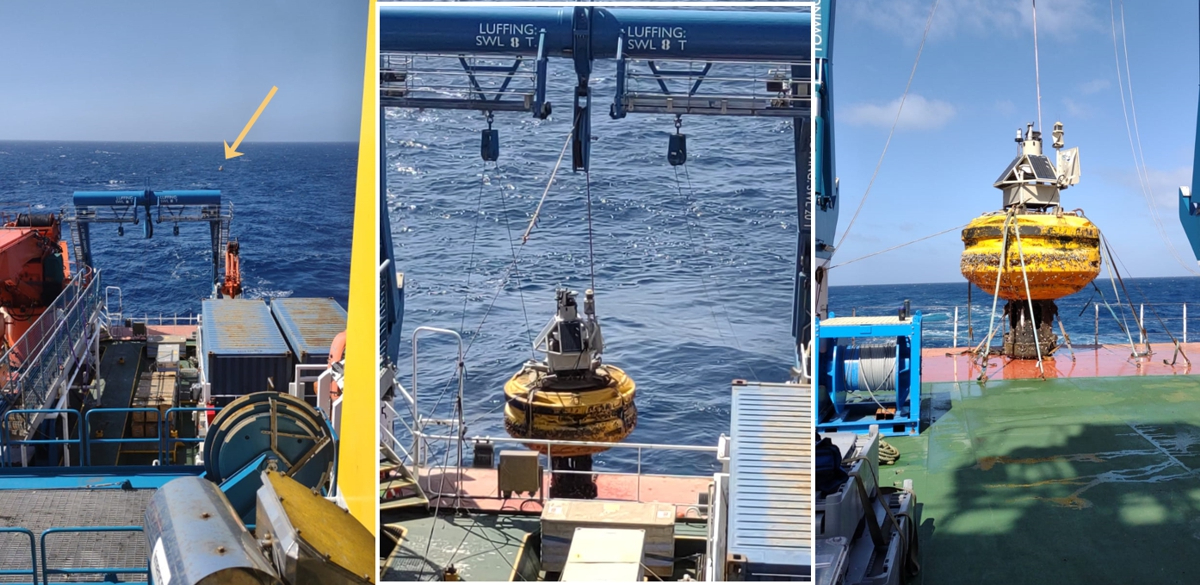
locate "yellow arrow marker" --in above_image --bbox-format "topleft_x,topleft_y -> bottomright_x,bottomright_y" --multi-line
224,86 -> 278,159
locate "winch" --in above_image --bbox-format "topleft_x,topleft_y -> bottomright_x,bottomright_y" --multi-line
503,288 -> 637,498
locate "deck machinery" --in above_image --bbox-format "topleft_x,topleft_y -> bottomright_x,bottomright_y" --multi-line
0,189 -> 371,584
380,4 -> 812,581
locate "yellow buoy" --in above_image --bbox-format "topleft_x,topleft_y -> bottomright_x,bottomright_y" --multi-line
960,212 -> 1100,301
503,364 -> 637,457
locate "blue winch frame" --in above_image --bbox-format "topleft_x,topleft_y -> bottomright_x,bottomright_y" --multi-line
0,526 -> 152,585
67,189 -> 234,297
380,3 -> 815,374
815,311 -> 922,436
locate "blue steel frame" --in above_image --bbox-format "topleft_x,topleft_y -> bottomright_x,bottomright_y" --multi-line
814,311 -> 922,437
40,527 -> 148,585
379,4 -> 814,373
68,189 -> 231,294
0,527 -> 38,585
1,409 -> 82,467
2,406 -> 221,467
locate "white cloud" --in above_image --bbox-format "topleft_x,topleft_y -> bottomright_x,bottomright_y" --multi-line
848,0 -> 1101,42
1107,165 -> 1191,210
1080,78 -> 1111,94
844,94 -> 957,131
1062,97 -> 1094,118
995,99 -> 1017,115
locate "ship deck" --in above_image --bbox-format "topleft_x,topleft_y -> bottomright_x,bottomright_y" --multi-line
379,469 -> 712,581
0,488 -> 155,583
890,343 -> 1200,583
380,511 -> 709,582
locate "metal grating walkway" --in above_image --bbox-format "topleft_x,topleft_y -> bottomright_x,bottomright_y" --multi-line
728,381 -> 812,574
0,489 -> 153,583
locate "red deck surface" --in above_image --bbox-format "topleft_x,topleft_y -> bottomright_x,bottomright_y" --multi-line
922,342 -> 1200,383
417,468 -> 710,518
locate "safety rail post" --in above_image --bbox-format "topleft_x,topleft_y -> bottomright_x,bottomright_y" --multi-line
1185,303 -> 1189,343
1139,304 -> 1145,345
953,306 -> 959,348
83,408 -> 163,466
414,432 -> 718,507
1,409 -> 82,467
40,527 -> 148,584
410,326 -> 465,481
160,407 -> 221,465
0,527 -> 38,585
1095,303 -> 1100,346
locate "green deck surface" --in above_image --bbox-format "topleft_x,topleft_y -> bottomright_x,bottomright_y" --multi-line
383,514 -> 539,582
890,375 -> 1200,584
91,342 -> 144,466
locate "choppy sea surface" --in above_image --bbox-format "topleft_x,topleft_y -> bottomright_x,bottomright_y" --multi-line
386,67 -> 800,475
0,141 -> 356,315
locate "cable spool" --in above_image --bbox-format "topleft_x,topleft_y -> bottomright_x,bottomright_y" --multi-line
842,343 -> 898,392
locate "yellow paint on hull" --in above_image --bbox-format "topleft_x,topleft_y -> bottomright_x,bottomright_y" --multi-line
503,364 -> 637,457
960,213 -> 1100,301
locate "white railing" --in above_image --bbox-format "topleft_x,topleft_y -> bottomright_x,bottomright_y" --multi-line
415,432 -> 719,507
837,301 -> 1198,349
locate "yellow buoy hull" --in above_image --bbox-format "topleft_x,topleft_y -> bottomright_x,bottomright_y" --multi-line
503,364 -> 637,457
961,213 -> 1100,301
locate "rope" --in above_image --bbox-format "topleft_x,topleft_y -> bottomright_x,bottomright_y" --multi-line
584,170 -> 596,292
1010,216 -> 1046,377
834,0 -> 940,251
494,164 -> 536,360
829,223 -> 966,270
459,168 -> 488,334
1032,0 -> 1043,132
879,440 -> 900,465
522,125 -> 575,243
680,163 -> 761,382
975,211 -> 1014,378
673,165 -> 730,346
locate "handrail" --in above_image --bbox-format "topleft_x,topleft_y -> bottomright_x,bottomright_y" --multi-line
160,407 -> 219,465
417,432 -> 718,505
83,408 -> 163,466
0,527 -> 38,585
1,409 -> 81,467
410,327 -> 465,468
0,270 -> 101,413
839,300 -> 1198,348
1,405 -> 222,469
40,527 -> 147,584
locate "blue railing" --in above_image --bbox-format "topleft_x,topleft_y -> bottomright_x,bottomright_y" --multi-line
40,527 -> 148,584
2,406 -> 220,468
83,408 -> 164,467
0,527 -> 38,585
1,409 -> 83,467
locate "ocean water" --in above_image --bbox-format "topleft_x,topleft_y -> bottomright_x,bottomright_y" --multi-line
0,141 -> 356,316
385,63 -> 801,475
829,276 -> 1200,349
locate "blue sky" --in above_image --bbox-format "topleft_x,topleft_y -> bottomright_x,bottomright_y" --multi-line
0,0 -> 367,142
827,0 -> 1200,285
